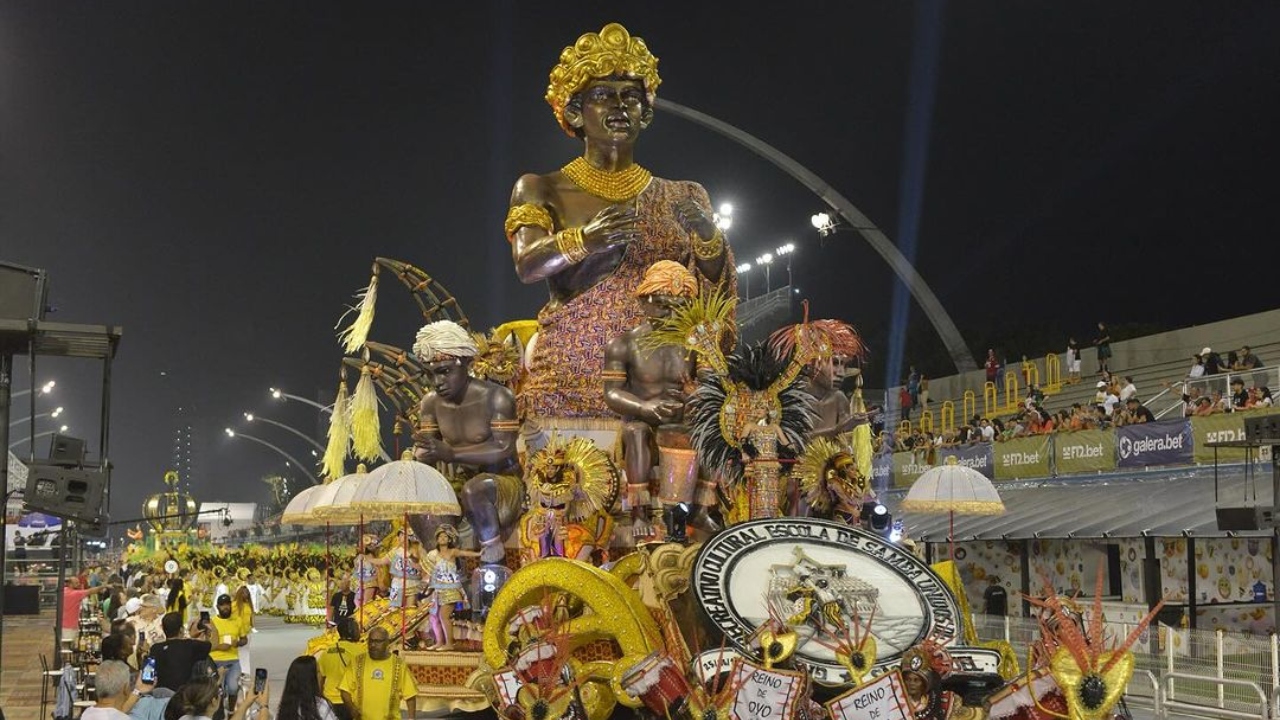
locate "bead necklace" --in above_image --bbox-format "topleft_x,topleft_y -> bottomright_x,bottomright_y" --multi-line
561,157 -> 652,202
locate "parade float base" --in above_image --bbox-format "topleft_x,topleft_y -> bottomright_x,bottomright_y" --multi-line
404,649 -> 490,714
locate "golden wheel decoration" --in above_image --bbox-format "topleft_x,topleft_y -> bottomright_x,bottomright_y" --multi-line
483,558 -> 664,720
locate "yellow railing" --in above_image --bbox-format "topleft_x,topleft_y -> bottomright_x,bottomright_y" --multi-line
940,400 -> 955,433
1044,353 -> 1062,394
1021,359 -> 1040,391
1004,372 -> 1020,412
983,382 -> 998,417
962,390 -> 976,425
918,409 -> 934,433
898,420 -> 913,438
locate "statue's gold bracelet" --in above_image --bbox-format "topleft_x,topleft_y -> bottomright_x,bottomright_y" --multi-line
692,228 -> 725,261
555,227 -> 589,264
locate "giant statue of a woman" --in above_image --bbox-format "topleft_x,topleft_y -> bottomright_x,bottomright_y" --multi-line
506,23 -> 736,421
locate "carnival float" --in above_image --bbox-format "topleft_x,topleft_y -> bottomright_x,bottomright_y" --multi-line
124,21 -> 1162,720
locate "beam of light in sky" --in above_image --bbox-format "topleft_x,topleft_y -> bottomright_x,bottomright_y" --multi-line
886,0 -> 946,390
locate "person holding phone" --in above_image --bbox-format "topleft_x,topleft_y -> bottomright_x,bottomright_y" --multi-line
278,656 -> 339,720
149,612 -> 211,692
209,594 -> 247,712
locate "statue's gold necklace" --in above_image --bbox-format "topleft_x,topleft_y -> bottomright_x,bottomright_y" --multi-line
561,157 -> 652,202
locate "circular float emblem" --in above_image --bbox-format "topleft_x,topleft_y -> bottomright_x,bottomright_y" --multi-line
164,559 -> 179,574
692,517 -> 960,686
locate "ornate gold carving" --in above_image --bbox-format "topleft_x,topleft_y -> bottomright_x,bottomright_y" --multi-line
504,203 -> 554,241
546,23 -> 661,136
554,226 -> 590,264
561,157 -> 652,203
691,228 -> 725,261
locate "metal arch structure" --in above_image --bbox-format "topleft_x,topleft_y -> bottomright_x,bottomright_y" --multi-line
655,98 -> 978,373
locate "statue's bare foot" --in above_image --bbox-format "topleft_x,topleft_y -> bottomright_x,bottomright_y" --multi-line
690,505 -> 721,534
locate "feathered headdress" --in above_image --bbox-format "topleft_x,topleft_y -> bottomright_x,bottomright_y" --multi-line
525,436 -> 619,522
768,313 -> 866,366
794,437 -> 866,514
470,329 -> 521,384
687,343 -> 814,488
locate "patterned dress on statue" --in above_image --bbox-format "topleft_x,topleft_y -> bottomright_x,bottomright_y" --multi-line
519,178 -> 736,419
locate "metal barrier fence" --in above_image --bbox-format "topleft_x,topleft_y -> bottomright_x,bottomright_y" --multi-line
972,613 -> 1278,717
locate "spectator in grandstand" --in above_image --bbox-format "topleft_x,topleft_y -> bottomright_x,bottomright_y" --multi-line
1104,384 -> 1121,416
917,375 -> 929,409
993,418 -> 1009,440
1126,397 -> 1155,424
1187,353 -> 1206,379
985,349 -> 999,385
1237,345 -> 1267,389
1066,337 -> 1081,384
1119,376 -> 1138,403
979,418 -> 995,442
1203,346 -> 1224,375
1191,397 -> 1214,417
1093,405 -> 1111,428
1210,390 -> 1230,414
1093,322 -> 1112,375
1256,387 -> 1273,409
1093,381 -> 1107,409
907,366 -> 920,407
1230,377 -> 1249,410
898,385 -> 913,421
1110,403 -> 1129,428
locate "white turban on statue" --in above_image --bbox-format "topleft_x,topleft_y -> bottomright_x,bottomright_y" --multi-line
413,320 -> 478,362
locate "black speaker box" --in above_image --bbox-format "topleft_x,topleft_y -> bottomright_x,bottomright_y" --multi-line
49,434 -> 86,466
22,462 -> 106,524
1244,415 -> 1280,442
1216,506 -> 1274,531
0,261 -> 48,322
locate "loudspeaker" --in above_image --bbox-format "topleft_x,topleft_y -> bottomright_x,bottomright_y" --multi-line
22,462 -> 106,524
49,434 -> 86,467
1245,415 -> 1280,442
1216,506 -> 1274,531
0,261 -> 49,322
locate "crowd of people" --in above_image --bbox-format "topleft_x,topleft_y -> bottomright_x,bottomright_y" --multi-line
63,564 -> 416,720
884,340 -> 1273,456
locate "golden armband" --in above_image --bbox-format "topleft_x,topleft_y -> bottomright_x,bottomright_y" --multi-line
504,204 -> 554,242
692,228 -> 725,261
554,227 -> 589,264
490,420 -> 521,433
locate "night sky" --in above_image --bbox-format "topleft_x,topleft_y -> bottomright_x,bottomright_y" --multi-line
3,2 -> 1277,528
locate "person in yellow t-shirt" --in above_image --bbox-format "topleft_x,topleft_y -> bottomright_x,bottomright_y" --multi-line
318,618 -> 365,720
209,593 -> 248,712
339,627 -> 417,720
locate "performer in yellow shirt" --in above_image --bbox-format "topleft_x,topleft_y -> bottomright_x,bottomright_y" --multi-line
340,627 -> 418,720
318,618 -> 365,720
209,593 -> 248,713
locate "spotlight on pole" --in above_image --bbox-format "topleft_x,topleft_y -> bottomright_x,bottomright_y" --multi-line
713,202 -> 734,231
225,428 -> 235,437
736,263 -> 752,274
811,212 -> 836,237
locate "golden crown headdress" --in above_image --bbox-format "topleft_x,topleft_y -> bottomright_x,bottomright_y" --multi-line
795,437 -> 865,511
525,436 -> 618,520
546,23 -> 661,137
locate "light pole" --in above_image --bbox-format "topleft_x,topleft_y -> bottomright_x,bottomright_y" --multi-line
243,412 -> 325,454
736,263 -> 752,299
268,387 -> 332,415
656,97 -> 977,372
755,253 -> 773,293
9,425 -> 68,450
224,428 -> 320,485
11,381 -> 55,400
775,242 -> 795,288
9,406 -> 63,428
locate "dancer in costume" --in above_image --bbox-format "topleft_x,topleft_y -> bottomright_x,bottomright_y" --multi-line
371,526 -> 424,609
352,534 -> 383,605
518,436 -> 618,564
411,320 -> 524,565
422,525 -> 479,651
795,438 -> 876,524
603,260 -> 718,539
507,22 -> 736,421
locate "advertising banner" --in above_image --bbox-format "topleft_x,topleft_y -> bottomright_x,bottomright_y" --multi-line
1116,419 -> 1193,468
1055,429 -> 1116,475
937,443 -> 995,479
872,452 -> 894,494
1191,413 -> 1249,463
993,435 -> 1053,480
892,451 -> 932,489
